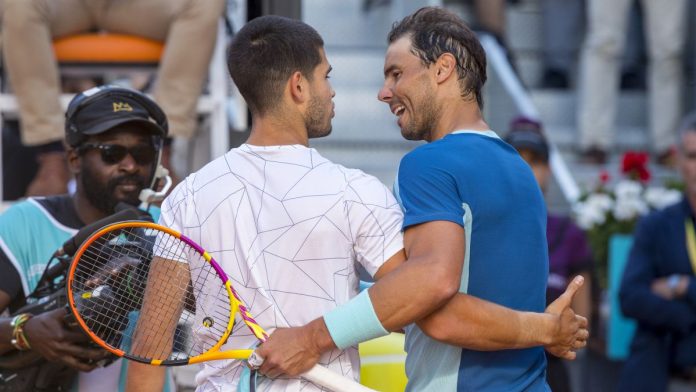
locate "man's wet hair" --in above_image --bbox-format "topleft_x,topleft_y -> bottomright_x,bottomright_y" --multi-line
388,7 -> 487,109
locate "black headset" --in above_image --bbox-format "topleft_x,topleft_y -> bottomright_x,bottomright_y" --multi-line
65,85 -> 169,147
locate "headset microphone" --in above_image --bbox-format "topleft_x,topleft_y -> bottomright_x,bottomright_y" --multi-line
138,164 -> 172,206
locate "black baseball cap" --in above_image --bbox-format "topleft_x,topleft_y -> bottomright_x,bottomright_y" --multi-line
505,116 -> 549,162
65,86 -> 167,147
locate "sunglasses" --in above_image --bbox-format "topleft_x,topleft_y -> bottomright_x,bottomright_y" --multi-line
78,143 -> 157,165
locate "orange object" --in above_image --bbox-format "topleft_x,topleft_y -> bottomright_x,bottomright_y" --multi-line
53,33 -> 164,63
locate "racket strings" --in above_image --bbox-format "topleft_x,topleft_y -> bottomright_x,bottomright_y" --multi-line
71,226 -> 234,362
74,234 -> 147,346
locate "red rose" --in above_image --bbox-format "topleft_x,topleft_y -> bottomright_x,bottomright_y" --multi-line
621,151 -> 651,183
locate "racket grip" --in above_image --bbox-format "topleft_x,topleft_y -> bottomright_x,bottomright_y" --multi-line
302,364 -> 377,392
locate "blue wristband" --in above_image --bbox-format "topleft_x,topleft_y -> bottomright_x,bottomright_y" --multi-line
323,289 -> 388,349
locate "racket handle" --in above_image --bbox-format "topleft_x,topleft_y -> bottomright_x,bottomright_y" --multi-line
302,364 -> 377,392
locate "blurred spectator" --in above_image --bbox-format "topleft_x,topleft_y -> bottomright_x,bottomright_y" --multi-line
617,111 -> 696,391
470,0 -> 506,43
0,0 -> 225,196
539,0 -> 583,89
469,0 -> 517,72
576,0 -> 687,165
540,0 -> 648,90
616,4 -> 648,91
2,121 -> 37,201
505,117 -> 594,392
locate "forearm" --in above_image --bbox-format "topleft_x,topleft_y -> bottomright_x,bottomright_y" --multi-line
317,222 -> 462,352
0,315 -> 33,355
369,255 -> 460,331
416,293 -> 554,350
126,363 -> 165,392
256,222 -> 465,375
312,254 -> 460,354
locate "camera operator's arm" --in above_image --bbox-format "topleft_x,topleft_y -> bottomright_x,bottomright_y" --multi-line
0,289 -> 109,371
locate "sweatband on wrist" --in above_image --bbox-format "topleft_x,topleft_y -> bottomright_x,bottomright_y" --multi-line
323,289 -> 388,349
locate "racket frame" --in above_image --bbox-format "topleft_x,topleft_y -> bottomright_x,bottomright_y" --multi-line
66,220 -> 243,365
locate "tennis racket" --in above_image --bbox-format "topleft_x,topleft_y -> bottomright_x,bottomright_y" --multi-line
66,221 -> 375,392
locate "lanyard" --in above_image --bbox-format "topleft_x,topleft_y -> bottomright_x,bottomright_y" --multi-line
684,218 -> 696,275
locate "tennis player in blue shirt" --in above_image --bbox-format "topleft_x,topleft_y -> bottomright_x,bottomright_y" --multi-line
379,8 -> 552,390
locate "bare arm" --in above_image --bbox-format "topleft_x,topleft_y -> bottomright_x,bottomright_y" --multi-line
368,221 -> 464,329
417,295 -> 550,349
257,221 -> 464,377
257,220 -> 589,377
372,249 -> 406,281
126,257 -> 188,392
374,250 -> 589,356
417,276 -> 588,359
126,363 -> 166,392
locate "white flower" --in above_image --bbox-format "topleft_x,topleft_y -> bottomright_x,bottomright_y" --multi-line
610,180 -> 648,221
575,176 -> 682,231
575,204 -> 603,229
587,193 -> 614,212
574,194 -> 613,229
644,187 -> 682,209
612,197 -> 648,221
614,180 -> 643,201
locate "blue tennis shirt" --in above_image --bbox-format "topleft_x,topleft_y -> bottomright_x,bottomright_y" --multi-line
394,130 -> 550,392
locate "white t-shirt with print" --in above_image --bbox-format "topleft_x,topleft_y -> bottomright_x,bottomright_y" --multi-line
159,144 -> 404,391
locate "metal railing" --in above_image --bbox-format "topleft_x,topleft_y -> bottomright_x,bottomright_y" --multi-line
479,33 -> 581,205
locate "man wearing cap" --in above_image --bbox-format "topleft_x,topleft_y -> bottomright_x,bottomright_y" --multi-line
0,85 -> 175,391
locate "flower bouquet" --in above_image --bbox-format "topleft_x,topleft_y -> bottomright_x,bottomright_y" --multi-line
574,151 -> 682,288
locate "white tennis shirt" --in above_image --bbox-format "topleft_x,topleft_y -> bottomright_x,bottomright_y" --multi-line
159,144 -> 404,391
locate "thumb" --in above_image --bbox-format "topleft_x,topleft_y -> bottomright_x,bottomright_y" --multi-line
558,275 -> 584,306
547,275 -> 584,313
